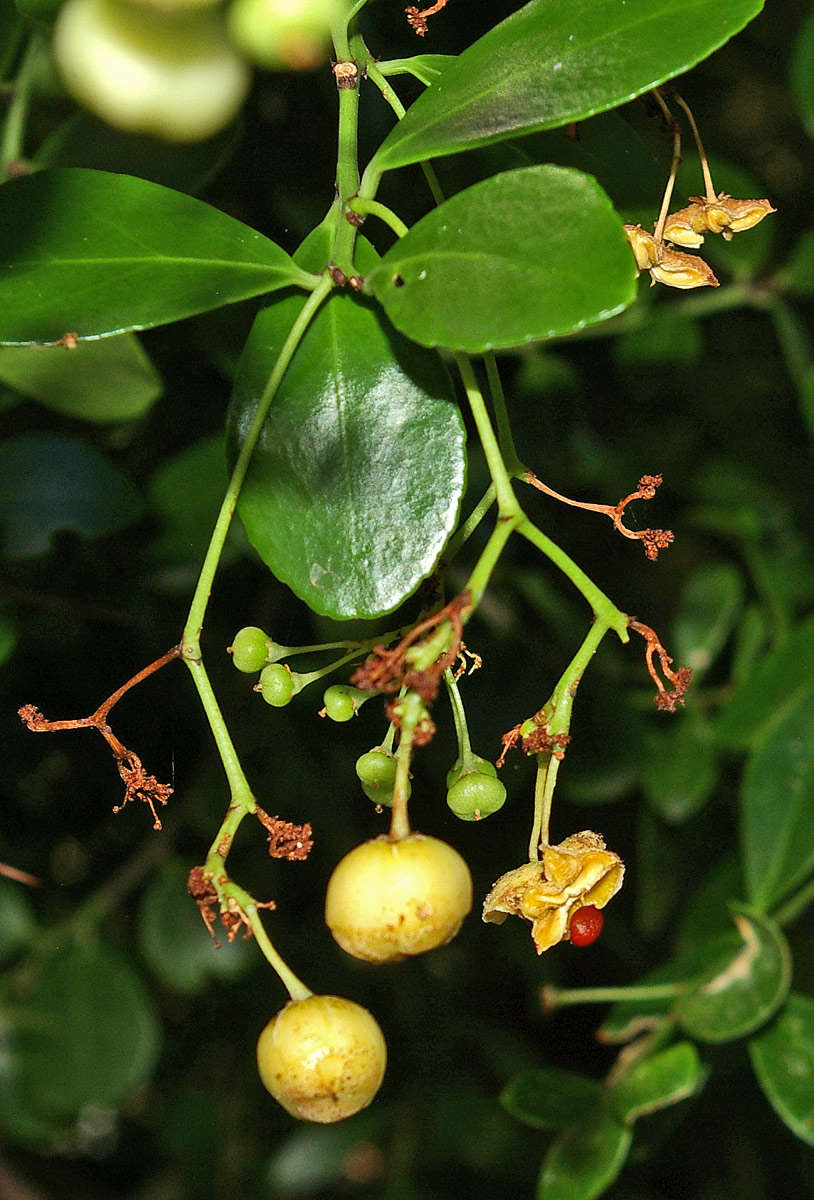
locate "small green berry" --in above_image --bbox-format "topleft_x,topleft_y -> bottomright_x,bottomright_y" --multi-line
355,748 -> 409,807
259,663 -> 296,707
446,755 -> 497,790
230,626 -> 271,673
323,684 -> 367,723
446,771 -> 506,821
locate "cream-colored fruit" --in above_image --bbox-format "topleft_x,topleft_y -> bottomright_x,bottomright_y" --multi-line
53,0 -> 251,142
325,833 -> 473,963
256,995 -> 386,1123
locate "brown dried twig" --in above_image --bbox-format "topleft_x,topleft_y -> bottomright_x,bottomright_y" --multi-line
525,471 -> 674,561
18,645 -> 182,829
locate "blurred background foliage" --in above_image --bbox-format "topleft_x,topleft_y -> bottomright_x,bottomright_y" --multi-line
0,0 -> 813,1197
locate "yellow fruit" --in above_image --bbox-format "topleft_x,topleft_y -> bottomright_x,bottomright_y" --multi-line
325,833 -> 473,963
53,0 -> 251,142
256,994 -> 386,1123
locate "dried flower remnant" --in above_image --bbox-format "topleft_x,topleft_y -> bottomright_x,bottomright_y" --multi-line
187,865 -> 276,948
483,831 -> 624,953
629,619 -> 692,712
525,471 -> 674,561
404,0 -> 448,35
624,225 -> 720,290
255,806 -> 314,861
688,193 -> 776,241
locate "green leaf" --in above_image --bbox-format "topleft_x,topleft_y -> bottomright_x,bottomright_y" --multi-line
0,169 -> 311,345
749,992 -> 814,1147
791,8 -> 814,139
640,720 -> 718,824
367,166 -> 636,352
677,906 -> 792,1043
369,0 -> 766,175
229,242 -> 465,619
0,433 -> 144,557
741,689 -> 814,913
138,859 -> 251,994
614,312 -> 703,368
35,112 -> 241,194
146,434 -> 242,569
672,563 -> 745,680
0,335 -> 162,422
611,1042 -> 705,1124
500,1067 -> 601,1130
0,939 -> 161,1142
537,1108 -> 632,1200
0,878 -> 37,966
715,614 -> 814,749
379,54 -> 455,86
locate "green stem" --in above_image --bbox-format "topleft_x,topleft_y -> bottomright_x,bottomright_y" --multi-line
444,668 -> 471,765
365,57 -> 407,119
453,353 -> 520,518
0,15 -> 25,82
348,196 -> 409,238
330,30 -> 363,277
767,293 -> 812,392
518,518 -> 629,639
238,899 -> 311,1000
773,876 -> 814,928
443,485 -> 496,563
181,279 -> 332,800
528,618 -> 613,856
463,517 -> 515,609
542,982 -> 683,1010
0,32 -> 41,181
389,691 -> 424,842
483,353 -> 524,477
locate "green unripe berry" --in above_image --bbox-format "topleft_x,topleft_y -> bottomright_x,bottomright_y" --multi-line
445,755 -> 497,790
256,994 -> 386,1123
446,772 -> 506,821
355,748 -> 409,807
230,626 -> 270,673
259,663 -> 296,707
323,684 -> 368,723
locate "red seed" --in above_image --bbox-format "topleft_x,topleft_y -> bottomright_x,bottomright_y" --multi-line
569,904 -> 604,947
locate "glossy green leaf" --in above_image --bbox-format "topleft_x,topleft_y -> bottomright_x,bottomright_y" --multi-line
369,0 -> 765,175
229,240 -> 465,619
715,614 -> 814,750
0,335 -> 162,422
0,433 -> 144,556
367,166 -> 636,352
0,939 -> 161,1142
0,169 -> 311,345
677,906 -> 792,1043
537,1108 -> 632,1200
138,859 -> 251,993
749,992 -> 814,1147
500,1067 -> 601,1130
741,689 -> 814,913
611,1042 -> 705,1124
791,8 -> 814,139
640,721 -> 718,824
672,563 -> 745,680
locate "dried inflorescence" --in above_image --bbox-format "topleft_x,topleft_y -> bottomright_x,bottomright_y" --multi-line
483,831 -> 624,953
255,806 -> 314,861
497,719 -> 570,768
525,470 -> 674,561
663,194 -> 776,246
187,865 -> 276,949
629,619 -> 692,712
351,592 -> 471,706
404,0 -> 448,35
